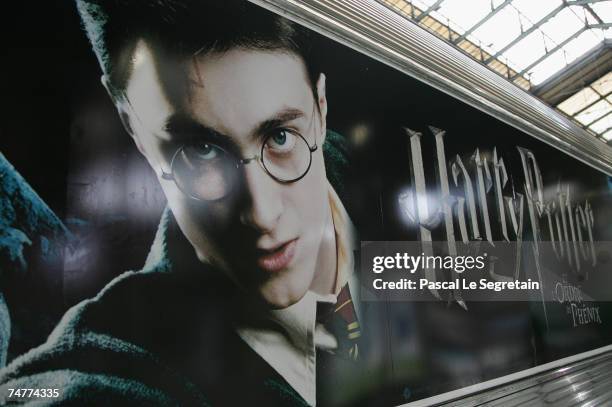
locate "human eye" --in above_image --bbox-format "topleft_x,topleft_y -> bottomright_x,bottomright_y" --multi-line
264,129 -> 297,154
188,142 -> 224,161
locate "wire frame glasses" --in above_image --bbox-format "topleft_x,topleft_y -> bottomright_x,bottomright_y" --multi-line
161,130 -> 318,201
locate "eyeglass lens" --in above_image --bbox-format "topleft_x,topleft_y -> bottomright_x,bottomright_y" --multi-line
171,131 -> 313,200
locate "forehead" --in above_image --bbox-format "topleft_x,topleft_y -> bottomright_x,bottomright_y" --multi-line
126,43 -> 314,143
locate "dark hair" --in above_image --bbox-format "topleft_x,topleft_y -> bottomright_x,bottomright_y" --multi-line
75,0 -> 350,191
75,0 -> 320,99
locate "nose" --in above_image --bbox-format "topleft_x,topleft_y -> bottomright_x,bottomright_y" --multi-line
239,162 -> 283,234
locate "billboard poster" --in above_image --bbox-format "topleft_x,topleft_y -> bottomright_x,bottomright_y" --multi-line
0,0 -> 611,405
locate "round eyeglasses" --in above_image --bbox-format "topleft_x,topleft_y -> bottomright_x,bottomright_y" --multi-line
161,130 -> 318,201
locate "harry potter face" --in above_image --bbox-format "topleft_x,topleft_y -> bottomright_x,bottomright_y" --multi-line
115,42 -> 334,308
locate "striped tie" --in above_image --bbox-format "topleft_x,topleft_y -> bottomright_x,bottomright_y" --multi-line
316,284 -> 361,361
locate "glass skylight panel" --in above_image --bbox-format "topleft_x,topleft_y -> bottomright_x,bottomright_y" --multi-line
591,2 -> 612,23
587,27 -> 606,42
592,72 -> 612,96
437,0 -> 492,32
503,30 -> 547,71
589,112 -> 612,134
574,99 -> 611,125
602,129 -> 612,141
539,7 -> 585,44
567,5 -> 591,23
465,33 -> 486,48
560,29 -> 603,64
510,0 -> 562,25
557,87 -> 600,115
583,11 -> 599,26
428,9 -> 448,26
383,0 -> 609,96
413,0 -> 440,9
528,48 -> 568,85
472,6 -> 523,53
446,20 -> 466,37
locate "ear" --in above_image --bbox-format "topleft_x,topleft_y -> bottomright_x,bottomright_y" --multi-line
100,74 -> 147,156
315,73 -> 328,141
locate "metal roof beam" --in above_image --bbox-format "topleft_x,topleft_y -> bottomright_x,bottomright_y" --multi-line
585,4 -> 604,24
589,22 -> 612,30
452,0 -> 512,44
484,0 -> 606,64
511,25 -> 588,80
484,3 -> 566,64
567,0 -> 608,5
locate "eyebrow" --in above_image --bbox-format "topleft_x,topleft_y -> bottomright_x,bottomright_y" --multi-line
253,108 -> 306,138
163,114 -> 234,148
163,108 -> 308,145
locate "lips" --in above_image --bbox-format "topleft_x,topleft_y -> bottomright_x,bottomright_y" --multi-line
256,239 -> 297,272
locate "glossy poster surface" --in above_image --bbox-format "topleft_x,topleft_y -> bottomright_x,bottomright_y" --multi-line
0,1 -> 611,405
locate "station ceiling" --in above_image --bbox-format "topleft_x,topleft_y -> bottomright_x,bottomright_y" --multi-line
381,0 -> 612,143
